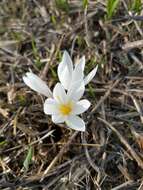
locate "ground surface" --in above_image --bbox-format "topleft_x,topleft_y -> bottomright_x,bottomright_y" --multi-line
0,0 -> 143,189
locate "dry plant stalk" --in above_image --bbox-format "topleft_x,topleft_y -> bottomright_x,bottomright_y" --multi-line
41,131 -> 79,181
122,40 -> 143,50
98,117 -> 143,169
91,77 -> 121,113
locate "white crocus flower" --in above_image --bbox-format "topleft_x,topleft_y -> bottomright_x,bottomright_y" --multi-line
23,73 -> 90,131
58,50 -> 98,90
44,82 -> 90,131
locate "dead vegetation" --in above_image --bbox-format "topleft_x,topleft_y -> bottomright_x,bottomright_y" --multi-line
0,0 -> 143,189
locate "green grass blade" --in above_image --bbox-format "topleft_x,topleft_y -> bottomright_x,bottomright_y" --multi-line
107,0 -> 120,19
55,0 -> 69,12
23,146 -> 33,171
131,0 -> 142,13
82,0 -> 88,9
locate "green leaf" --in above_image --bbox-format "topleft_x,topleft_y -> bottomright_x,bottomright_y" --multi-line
107,0 -> 120,19
51,14 -> 57,25
50,67 -> 57,79
131,0 -> 142,13
88,84 -> 95,98
82,0 -> 88,9
31,37 -> 42,69
31,37 -> 38,57
0,140 -> 7,146
23,146 -> 33,171
55,0 -> 69,12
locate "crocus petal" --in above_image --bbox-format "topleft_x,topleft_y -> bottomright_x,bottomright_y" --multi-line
67,80 -> 85,101
53,83 -> 67,104
71,58 -> 84,84
66,115 -> 85,131
23,72 -> 52,97
44,98 -> 59,115
84,65 -> 98,85
72,99 -> 91,115
52,114 -> 65,124
57,51 -> 73,90
77,56 -> 85,72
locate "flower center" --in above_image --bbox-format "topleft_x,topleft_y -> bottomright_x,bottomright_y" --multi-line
59,103 -> 72,116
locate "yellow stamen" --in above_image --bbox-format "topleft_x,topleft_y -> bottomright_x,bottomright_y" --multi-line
59,103 -> 72,115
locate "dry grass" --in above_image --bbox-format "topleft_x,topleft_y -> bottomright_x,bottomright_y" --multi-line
0,0 -> 143,189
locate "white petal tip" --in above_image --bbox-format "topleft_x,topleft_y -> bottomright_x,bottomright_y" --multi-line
66,116 -> 85,131
22,72 -> 52,97
84,65 -> 98,85
57,50 -> 73,90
